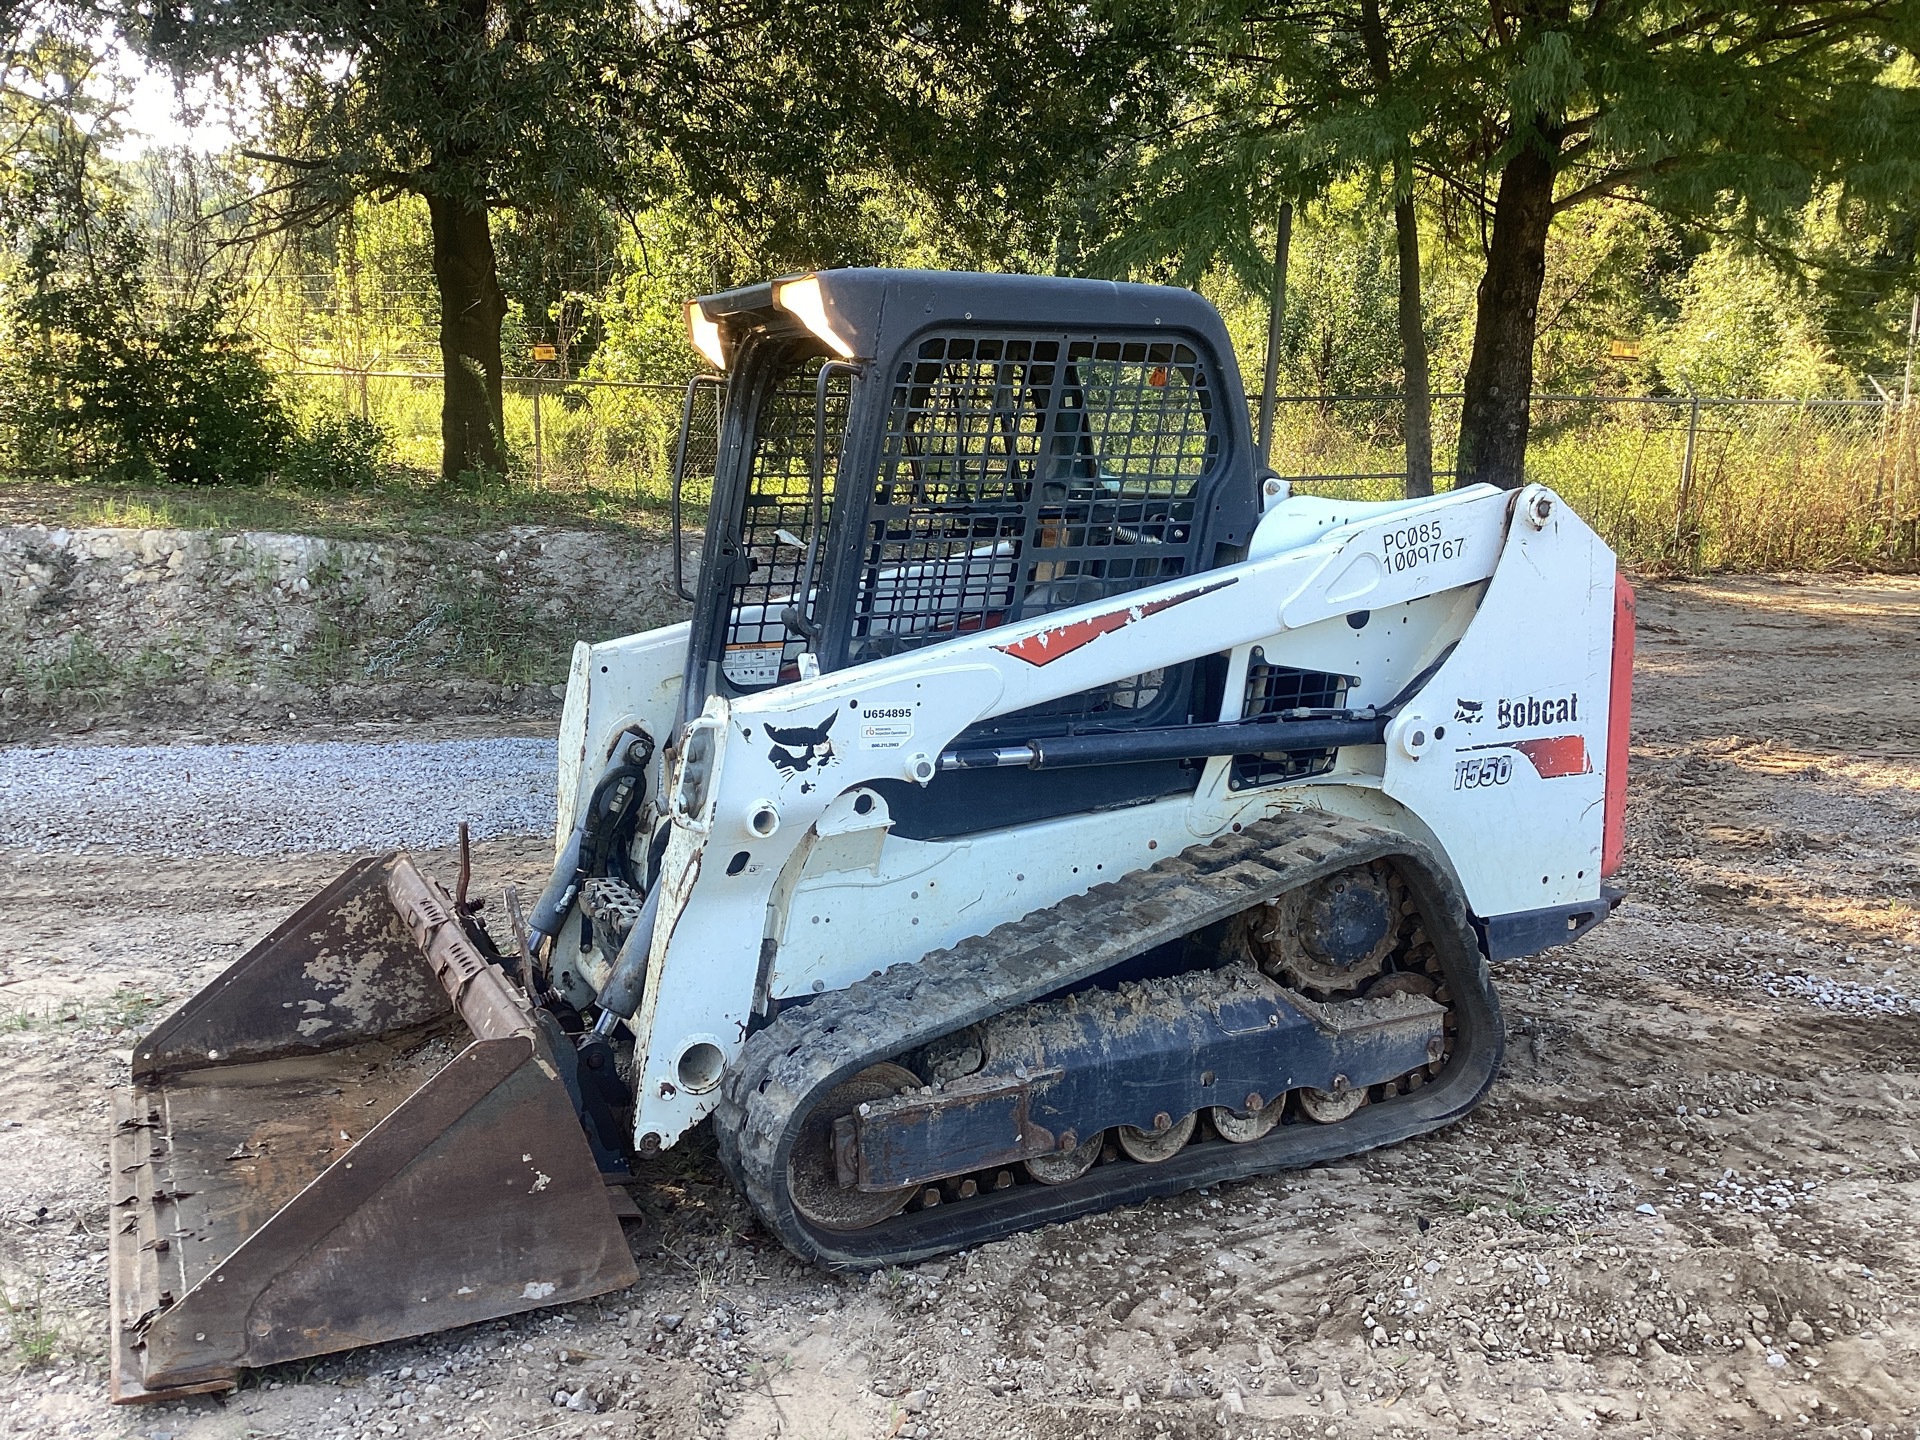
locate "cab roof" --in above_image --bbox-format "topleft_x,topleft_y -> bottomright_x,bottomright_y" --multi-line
693,268 -> 1245,392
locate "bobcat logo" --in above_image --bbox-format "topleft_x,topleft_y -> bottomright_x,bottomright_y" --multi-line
1454,698 -> 1484,723
766,712 -> 837,778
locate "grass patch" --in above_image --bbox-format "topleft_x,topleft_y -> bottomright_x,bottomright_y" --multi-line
1,1281 -> 63,1367
0,988 -> 165,1034
0,633 -> 179,707
353,577 -> 577,687
1272,396 -> 1920,573
0,470 -> 671,545
1444,1171 -> 1562,1224
100,986 -> 165,1030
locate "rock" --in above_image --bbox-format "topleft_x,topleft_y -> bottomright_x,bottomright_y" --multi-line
1786,1319 -> 1815,1344
903,1390 -> 928,1413
1634,1320 -> 1657,1339
1636,1203 -> 1659,1216
565,1386 -> 598,1413
660,1313 -> 684,1331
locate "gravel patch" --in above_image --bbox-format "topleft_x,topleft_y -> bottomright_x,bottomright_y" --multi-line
1757,967 -> 1918,1016
0,738 -> 557,856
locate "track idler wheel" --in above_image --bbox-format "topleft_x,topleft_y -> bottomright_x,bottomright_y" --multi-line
1025,1130 -> 1104,1185
786,1063 -> 922,1232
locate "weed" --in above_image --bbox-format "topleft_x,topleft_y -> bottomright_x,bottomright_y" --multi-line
1444,1170 -> 1562,1224
0,633 -> 179,707
101,987 -> 163,1030
360,577 -> 574,687
0,989 -> 162,1034
1,1281 -> 62,1367
29,632 -> 121,700
658,1240 -> 726,1303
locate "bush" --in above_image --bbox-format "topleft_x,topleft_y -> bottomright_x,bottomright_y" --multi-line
3,201 -> 293,485
279,412 -> 392,491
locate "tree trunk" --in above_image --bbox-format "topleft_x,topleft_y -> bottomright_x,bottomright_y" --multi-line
1392,194 -> 1434,498
1456,136 -> 1558,490
1257,202 -> 1293,464
425,191 -> 508,482
1358,0 -> 1434,498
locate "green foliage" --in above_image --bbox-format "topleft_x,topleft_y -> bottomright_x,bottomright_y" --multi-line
1268,203 -> 1410,397
129,0 -> 1163,478
1651,249 -> 1842,397
4,198 -> 291,484
1078,0 -> 1920,484
2,39 -> 299,486
1,1282 -> 61,1368
279,411 -> 391,491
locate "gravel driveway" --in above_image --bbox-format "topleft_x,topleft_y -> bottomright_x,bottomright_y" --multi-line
0,738 -> 558,856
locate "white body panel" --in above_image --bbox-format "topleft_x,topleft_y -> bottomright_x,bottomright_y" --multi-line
554,623 -> 689,848
555,482 -> 1618,1149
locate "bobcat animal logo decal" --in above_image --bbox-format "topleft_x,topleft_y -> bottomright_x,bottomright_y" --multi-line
766,712 -> 837,779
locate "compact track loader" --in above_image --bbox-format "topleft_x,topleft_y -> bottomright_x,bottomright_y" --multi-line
109,268 -> 1635,1401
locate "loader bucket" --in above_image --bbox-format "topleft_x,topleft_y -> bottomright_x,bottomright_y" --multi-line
107,854 -> 639,1403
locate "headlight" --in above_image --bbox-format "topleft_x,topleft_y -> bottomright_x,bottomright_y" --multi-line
685,301 -> 727,370
772,275 -> 855,358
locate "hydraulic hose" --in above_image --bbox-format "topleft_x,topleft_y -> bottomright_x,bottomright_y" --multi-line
584,764 -> 648,882
526,754 -> 650,948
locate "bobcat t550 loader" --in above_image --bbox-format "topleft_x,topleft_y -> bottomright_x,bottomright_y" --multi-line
108,269 -> 1635,1400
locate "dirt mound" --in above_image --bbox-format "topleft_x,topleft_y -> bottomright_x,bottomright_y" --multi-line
0,522 -> 689,739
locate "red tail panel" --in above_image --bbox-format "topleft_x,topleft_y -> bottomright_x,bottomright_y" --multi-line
1602,576 -> 1636,876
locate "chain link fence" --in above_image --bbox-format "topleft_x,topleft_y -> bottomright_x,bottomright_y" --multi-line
287,370 -> 697,501
1263,391 -> 1919,570
286,369 -> 1918,572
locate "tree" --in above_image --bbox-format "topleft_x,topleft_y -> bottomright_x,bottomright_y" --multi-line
1435,0 -> 1920,486
132,0 -> 1167,482
1080,0 -> 1920,489
1080,0 -> 1449,496
133,0 -> 667,480
1358,0 -> 1434,496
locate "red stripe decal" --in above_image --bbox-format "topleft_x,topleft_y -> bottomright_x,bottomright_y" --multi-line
994,578 -> 1237,667
1510,735 -> 1591,779
1603,577 -> 1636,875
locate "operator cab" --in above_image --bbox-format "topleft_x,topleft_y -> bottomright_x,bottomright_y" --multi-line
669,269 -> 1267,834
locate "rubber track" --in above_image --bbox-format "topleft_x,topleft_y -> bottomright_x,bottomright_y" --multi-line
713,810 -> 1503,1269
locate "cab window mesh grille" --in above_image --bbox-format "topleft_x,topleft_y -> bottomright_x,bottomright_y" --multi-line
722,355 -> 849,690
848,331 -> 1216,675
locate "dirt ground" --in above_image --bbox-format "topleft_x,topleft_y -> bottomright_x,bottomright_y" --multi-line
3,573 -> 1918,1440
